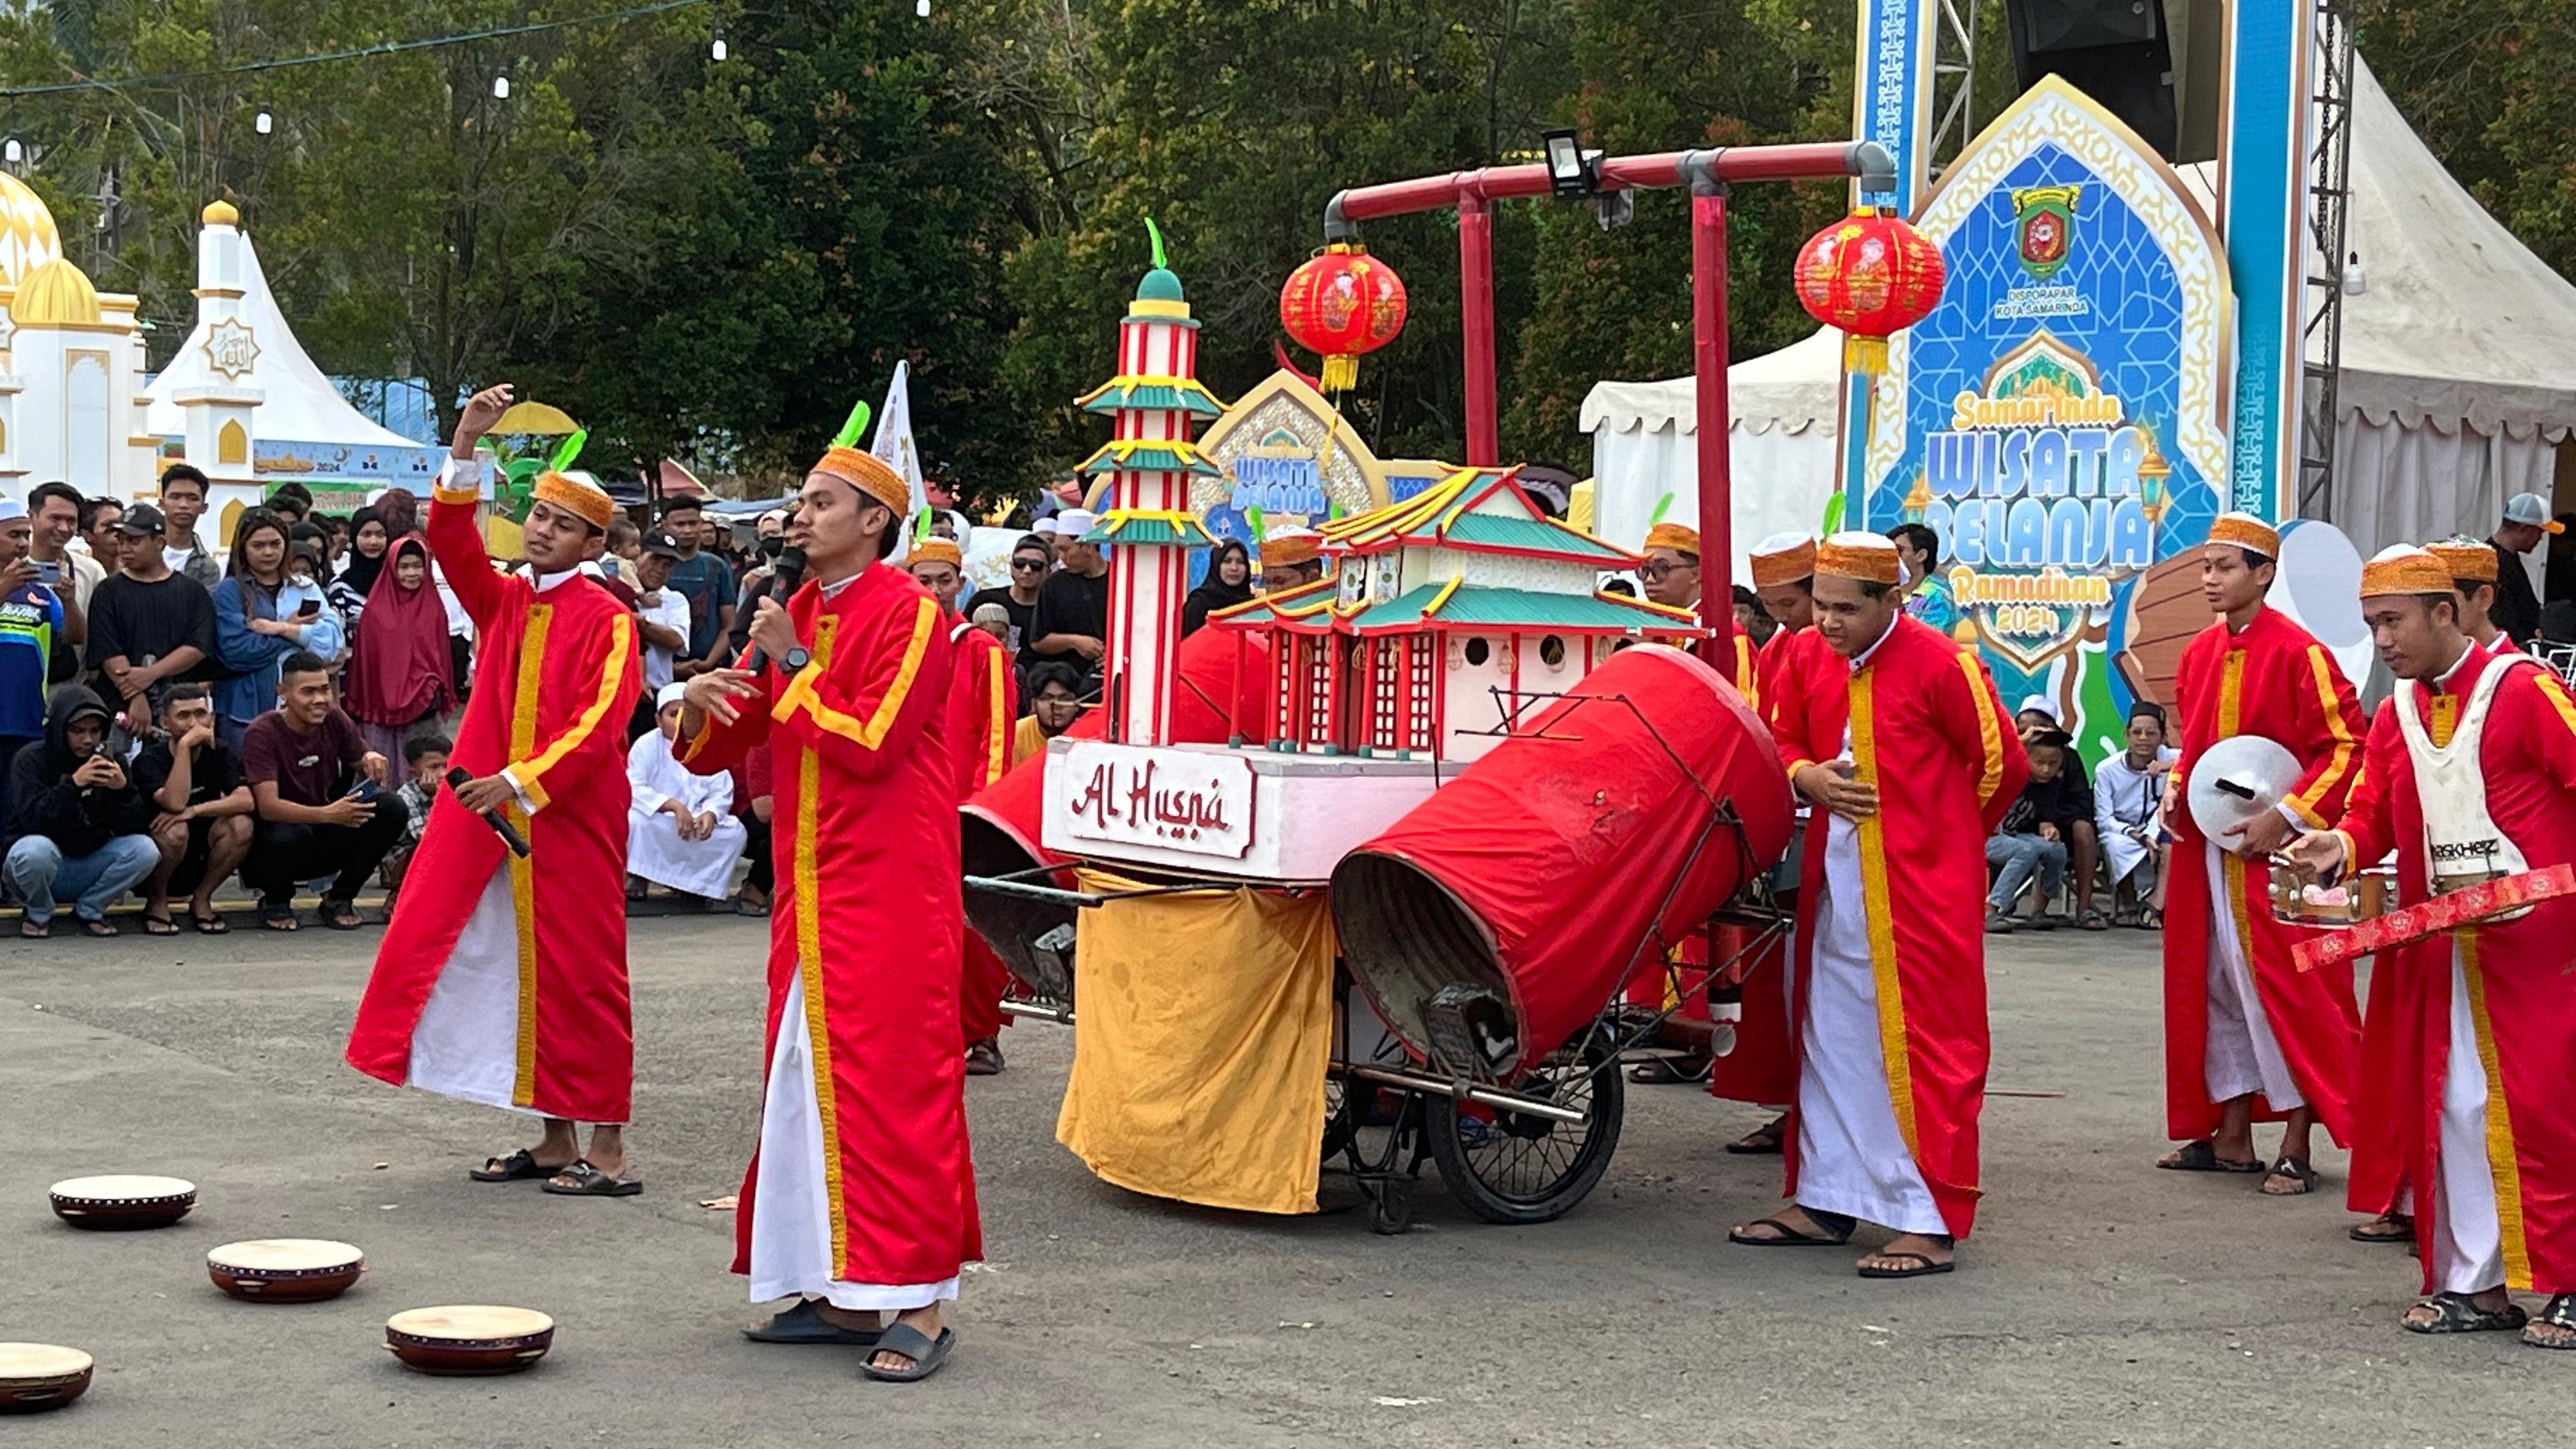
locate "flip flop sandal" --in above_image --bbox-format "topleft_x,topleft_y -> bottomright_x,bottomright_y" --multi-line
743,1298 -> 884,1346
542,1160 -> 643,1197
468,1148 -> 567,1183
142,913 -> 181,937
1729,1212 -> 1855,1247
734,896 -> 771,918
2260,1154 -> 2322,1195
2404,1291 -> 2527,1335
318,902 -> 365,931
1724,1128 -> 1787,1156
79,917 -> 119,938
2349,1213 -> 2414,1243
1858,1250 -> 1956,1279
259,905 -> 299,931
2522,1294 -> 2576,1350
861,1323 -> 956,1383
190,912 -> 230,935
2157,1139 -> 2267,1173
17,920 -> 48,939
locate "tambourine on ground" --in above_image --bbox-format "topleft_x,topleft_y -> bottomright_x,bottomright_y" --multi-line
0,1343 -> 93,1414
206,1239 -> 367,1303
47,1174 -> 196,1231
383,1305 -> 556,1376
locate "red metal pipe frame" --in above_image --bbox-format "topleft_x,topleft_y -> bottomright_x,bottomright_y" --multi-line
1323,139 -> 1882,668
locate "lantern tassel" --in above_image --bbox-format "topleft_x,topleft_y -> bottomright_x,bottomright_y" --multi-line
1321,353 -> 1359,392
1843,334 -> 1890,374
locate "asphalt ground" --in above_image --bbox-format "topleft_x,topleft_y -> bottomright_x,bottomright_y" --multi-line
0,912 -> 2561,1446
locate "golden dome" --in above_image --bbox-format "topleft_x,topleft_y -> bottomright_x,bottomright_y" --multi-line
0,170 -> 63,288
11,256 -> 102,326
201,198 -> 240,226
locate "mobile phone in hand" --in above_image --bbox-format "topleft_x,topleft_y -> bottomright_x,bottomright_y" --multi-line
348,778 -> 382,803
297,598 -> 322,618
31,558 -> 63,585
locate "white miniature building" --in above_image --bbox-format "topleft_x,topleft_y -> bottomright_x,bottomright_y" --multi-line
0,170 -> 158,500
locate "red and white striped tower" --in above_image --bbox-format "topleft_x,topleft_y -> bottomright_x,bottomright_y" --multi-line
1075,254 -> 1222,746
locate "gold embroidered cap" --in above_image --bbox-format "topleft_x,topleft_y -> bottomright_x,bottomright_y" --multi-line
1814,530 -> 1902,586
907,536 -> 963,569
533,470 -> 617,530
1642,522 -> 1701,557
1262,529 -> 1322,567
2425,537 -> 2499,584
813,445 -> 912,518
2206,511 -> 2280,560
2358,544 -> 2455,598
1749,531 -> 1818,588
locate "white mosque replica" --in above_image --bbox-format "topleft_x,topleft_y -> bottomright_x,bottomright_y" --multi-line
1037,249 -> 1699,885
0,178 -> 440,539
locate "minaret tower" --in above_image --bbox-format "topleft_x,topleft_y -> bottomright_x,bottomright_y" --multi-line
1074,226 -> 1224,746
172,200 -> 264,499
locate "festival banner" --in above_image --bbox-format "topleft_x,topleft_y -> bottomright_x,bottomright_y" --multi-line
1851,0 -> 1938,211
1860,79 -> 2235,761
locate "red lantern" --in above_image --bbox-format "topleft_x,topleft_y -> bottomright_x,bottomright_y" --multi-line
1279,243 -> 1407,392
1793,206 -> 1945,373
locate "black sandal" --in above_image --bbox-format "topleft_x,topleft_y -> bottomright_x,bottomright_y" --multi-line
79,917 -> 119,938
318,900 -> 365,931
2261,1153 -> 2321,1195
2404,1291 -> 2527,1335
142,912 -> 181,937
542,1160 -> 643,1197
259,903 -> 299,931
1858,1250 -> 1956,1279
2157,1138 -> 2267,1173
2524,1294 -> 2576,1350
1725,1121 -> 1788,1155
18,919 -> 48,939
190,911 -> 230,935
861,1322 -> 956,1383
468,1148 -> 565,1183
1729,1210 -> 1855,1246
744,1298 -> 882,1346
2349,1213 -> 2414,1243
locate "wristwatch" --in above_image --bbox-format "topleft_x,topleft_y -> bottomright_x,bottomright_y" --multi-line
781,647 -> 813,676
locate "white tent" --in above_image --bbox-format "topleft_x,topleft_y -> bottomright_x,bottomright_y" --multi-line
142,232 -> 423,452
1584,51 -> 2571,595
1579,325 -> 1841,581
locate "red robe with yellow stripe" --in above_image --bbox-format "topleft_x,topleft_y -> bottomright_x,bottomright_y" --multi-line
2162,606 -> 2365,1144
1623,629 -> 1768,1041
682,562 -> 982,1289
2328,648 -> 2576,1292
947,617 -> 1017,1044
1770,613 -> 2027,1237
346,478 -> 641,1123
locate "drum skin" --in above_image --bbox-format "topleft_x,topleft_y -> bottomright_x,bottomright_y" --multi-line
962,627 -> 1273,993
1331,645 -> 1796,1077
48,1176 -> 195,1231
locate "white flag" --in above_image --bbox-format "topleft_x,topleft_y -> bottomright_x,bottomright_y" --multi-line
870,360 -> 931,560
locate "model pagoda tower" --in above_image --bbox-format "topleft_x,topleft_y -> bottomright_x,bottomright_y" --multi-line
1074,229 -> 1224,746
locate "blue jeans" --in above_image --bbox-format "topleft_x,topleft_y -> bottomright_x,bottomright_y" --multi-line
1986,832 -> 2067,914
4,834 -> 162,926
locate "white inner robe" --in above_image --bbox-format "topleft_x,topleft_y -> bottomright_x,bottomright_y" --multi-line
2431,945 -> 2506,1294
2200,840 -> 2305,1109
1793,804 -> 1945,1235
747,972 -> 960,1312
406,868 -> 544,1118
625,730 -> 744,900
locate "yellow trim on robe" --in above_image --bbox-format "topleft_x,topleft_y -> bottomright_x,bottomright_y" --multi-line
1846,667 -> 1919,1156
510,611 -> 634,812
983,646 -> 1009,789
2285,645 -> 2358,825
2459,933 -> 2532,1289
774,597 -> 937,750
432,483 -> 480,507
506,603 -> 552,1108
791,739 -> 847,1276
1731,633 -> 1759,714
1955,651 -> 2005,808
2214,648 -> 2251,928
2533,671 -> 2576,742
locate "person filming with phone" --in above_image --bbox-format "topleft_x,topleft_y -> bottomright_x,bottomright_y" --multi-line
1,498 -> 75,839
240,651 -> 392,931
214,509 -> 346,747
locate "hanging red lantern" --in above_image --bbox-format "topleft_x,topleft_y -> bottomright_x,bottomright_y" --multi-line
1279,243 -> 1407,392
1793,206 -> 1945,374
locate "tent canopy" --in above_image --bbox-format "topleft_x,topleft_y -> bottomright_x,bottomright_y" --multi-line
142,233 -> 424,450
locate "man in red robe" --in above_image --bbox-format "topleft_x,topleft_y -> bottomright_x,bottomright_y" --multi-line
2155,513 -> 2366,1197
346,383 -> 644,1196
1701,531 -> 1829,1154
679,441 -> 977,1383
908,535 -> 1018,1076
1730,532 -> 2027,1277
2287,546 -> 2576,1348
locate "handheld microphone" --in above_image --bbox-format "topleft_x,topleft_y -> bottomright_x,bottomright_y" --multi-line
445,766 -> 532,857
743,545 -> 808,673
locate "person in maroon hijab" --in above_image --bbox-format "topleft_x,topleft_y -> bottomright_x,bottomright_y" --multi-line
344,535 -> 458,762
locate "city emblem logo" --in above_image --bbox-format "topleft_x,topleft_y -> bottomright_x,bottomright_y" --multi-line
2011,184 -> 2082,280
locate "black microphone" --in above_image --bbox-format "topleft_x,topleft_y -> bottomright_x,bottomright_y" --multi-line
744,544 -> 808,673
445,766 -> 531,857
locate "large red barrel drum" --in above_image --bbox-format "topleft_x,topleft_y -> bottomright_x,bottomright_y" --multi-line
1329,645 -> 1793,1078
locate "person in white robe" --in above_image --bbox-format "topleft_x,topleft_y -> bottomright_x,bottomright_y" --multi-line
2094,701 -> 2178,923
627,682 -> 744,902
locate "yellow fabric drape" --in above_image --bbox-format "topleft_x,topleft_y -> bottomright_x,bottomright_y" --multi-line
1055,873 -> 1337,1215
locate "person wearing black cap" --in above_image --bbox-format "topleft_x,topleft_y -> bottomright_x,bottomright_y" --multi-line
631,528 -> 694,739
86,502 -> 217,733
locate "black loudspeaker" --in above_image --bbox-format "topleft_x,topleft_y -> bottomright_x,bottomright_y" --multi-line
2007,0 -> 2178,158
